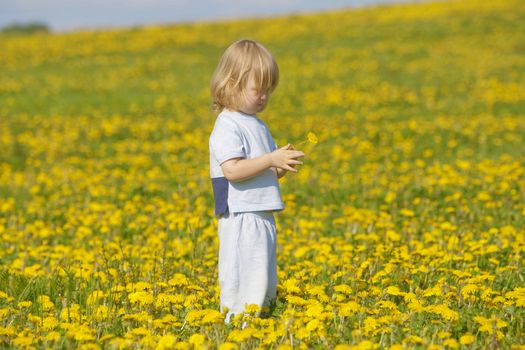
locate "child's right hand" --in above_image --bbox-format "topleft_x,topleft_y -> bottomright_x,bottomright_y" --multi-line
269,144 -> 304,172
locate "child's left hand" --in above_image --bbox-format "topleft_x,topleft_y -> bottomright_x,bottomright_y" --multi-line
282,143 -> 303,170
285,144 -> 296,169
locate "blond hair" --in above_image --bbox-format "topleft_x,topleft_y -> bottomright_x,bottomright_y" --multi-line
210,39 -> 279,112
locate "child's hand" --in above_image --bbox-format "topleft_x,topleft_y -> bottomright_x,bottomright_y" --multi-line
285,144 -> 296,169
270,144 -> 304,172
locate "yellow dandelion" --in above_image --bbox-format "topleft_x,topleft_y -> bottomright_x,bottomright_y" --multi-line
307,132 -> 318,144
386,286 -> 405,296
156,334 -> 177,350
334,284 -> 352,295
218,342 -> 239,350
244,304 -> 260,314
201,309 -> 224,324
17,301 -> 32,308
334,345 -> 351,350
296,131 -> 319,146
443,338 -> 459,348
459,333 -> 476,345
188,333 -> 205,346
13,334 -> 35,347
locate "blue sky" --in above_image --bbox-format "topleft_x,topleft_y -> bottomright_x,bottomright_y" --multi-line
1,0 -> 427,32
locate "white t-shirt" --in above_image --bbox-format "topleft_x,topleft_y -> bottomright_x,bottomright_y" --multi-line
209,109 -> 284,216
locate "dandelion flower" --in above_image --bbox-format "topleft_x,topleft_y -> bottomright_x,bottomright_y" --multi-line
296,131 -> 319,146
307,132 -> 318,144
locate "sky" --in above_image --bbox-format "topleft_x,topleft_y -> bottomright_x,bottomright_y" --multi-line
0,0 -> 428,32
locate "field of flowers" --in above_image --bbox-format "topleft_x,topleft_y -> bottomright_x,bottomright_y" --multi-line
1,0 -> 524,348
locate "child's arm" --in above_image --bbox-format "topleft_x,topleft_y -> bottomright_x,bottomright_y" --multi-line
221,145 -> 304,183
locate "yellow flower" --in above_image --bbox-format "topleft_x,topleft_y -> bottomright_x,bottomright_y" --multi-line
334,284 -> 352,295
276,345 -> 293,350
168,273 -> 189,287
403,335 -> 424,344
244,304 -> 260,314
386,230 -> 400,242
516,296 -> 525,307
185,310 -> 206,326
128,291 -> 154,306
0,326 -> 16,337
400,208 -> 415,217
91,305 -> 110,321
362,317 -> 380,335
45,331 -> 61,342
13,334 -> 34,347
474,315 -> 508,339
174,341 -> 191,350
127,327 -> 150,337
386,286 -> 405,296
153,314 -> 179,329
443,338 -> 459,348
201,309 -> 224,324
307,132 -> 318,144
286,295 -> 308,306
188,333 -> 205,346
424,304 -> 459,321
283,278 -> 302,294
87,290 -> 106,306
459,333 -> 475,345
296,131 -> 319,147
156,334 -> 177,350
17,301 -> 32,308
461,284 -> 479,298
351,340 -> 378,350
388,345 -> 403,350
218,342 -> 239,350
334,345 -> 351,350
66,324 -> 96,342
42,316 -> 59,331
338,301 -> 362,316
306,319 -> 321,332
376,300 -> 398,310
403,292 -> 417,303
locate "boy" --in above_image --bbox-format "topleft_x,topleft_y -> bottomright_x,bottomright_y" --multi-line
209,39 -> 305,323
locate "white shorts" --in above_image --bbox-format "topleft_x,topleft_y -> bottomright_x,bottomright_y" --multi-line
217,210 -> 277,323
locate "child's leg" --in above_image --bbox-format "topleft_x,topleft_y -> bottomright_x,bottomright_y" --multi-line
237,211 -> 276,315
264,224 -> 277,309
218,213 -> 243,323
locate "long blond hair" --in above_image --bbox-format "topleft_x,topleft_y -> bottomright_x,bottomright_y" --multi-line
210,39 -> 279,112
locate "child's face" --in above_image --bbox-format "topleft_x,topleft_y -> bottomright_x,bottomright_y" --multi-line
238,76 -> 270,115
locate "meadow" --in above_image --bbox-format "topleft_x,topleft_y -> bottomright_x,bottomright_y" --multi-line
0,0 -> 524,348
